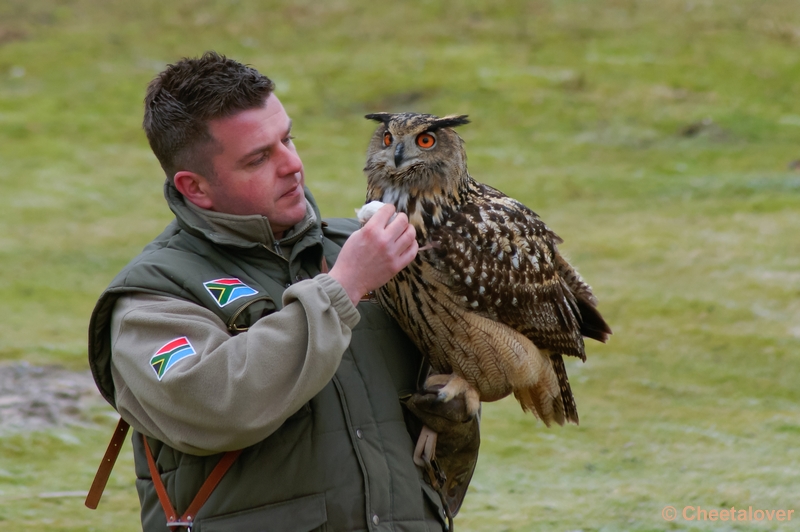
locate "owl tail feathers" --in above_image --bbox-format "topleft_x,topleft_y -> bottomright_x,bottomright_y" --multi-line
577,296 -> 612,345
513,354 -> 578,426
551,354 -> 579,425
514,387 -> 564,427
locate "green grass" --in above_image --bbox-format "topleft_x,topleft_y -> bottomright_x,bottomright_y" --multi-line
1,0 -> 799,530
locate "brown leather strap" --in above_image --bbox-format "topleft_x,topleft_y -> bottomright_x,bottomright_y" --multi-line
85,417 -> 130,509
143,435 -> 179,524
182,449 -> 242,521
143,434 -> 242,529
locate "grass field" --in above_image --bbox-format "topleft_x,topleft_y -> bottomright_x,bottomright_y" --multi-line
1,1 -> 799,530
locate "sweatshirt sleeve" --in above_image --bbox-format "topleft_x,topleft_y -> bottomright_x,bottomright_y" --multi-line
109,274 -> 360,455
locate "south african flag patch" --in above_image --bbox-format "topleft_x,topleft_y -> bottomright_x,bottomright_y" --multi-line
150,337 -> 196,380
203,277 -> 258,307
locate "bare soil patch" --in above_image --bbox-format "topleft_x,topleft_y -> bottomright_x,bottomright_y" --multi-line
0,362 -> 109,434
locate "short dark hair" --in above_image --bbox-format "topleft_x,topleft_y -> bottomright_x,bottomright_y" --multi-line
143,51 -> 275,181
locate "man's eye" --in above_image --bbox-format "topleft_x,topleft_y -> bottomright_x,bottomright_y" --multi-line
283,135 -> 295,145
249,154 -> 267,166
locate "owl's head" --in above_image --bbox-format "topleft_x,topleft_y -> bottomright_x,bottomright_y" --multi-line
363,112 -> 470,208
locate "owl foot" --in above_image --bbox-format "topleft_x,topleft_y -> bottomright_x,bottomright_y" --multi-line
423,373 -> 481,418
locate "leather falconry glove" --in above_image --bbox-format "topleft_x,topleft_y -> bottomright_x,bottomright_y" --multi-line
404,382 -> 480,518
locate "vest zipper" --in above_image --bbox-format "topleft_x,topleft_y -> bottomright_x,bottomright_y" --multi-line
260,218 -> 318,277
226,295 -> 276,334
265,216 -> 316,263
261,243 -> 289,262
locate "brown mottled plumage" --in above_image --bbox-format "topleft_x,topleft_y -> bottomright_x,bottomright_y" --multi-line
363,112 -> 611,426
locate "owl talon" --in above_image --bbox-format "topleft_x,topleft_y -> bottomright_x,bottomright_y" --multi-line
418,241 -> 441,252
424,373 -> 481,418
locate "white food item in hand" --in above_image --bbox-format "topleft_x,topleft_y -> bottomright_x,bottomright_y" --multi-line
355,201 -> 395,225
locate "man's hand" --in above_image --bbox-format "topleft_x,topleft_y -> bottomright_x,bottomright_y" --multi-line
329,204 -> 418,306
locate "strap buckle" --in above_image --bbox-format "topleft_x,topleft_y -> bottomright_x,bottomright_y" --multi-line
167,519 -> 193,531
143,435 -> 241,532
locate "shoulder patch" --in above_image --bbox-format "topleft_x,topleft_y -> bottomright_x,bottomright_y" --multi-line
203,277 -> 258,307
150,337 -> 197,380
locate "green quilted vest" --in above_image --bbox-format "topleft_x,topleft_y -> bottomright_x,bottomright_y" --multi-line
88,186 -> 447,532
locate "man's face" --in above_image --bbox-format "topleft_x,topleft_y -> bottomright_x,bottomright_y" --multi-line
203,93 -> 306,237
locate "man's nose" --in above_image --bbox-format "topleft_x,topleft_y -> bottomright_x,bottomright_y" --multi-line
278,145 -> 303,177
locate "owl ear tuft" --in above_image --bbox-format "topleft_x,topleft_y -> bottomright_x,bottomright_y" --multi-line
365,113 -> 394,124
432,115 -> 470,130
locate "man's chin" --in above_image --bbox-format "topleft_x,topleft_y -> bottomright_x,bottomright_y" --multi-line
278,197 -> 308,226
290,195 -> 307,214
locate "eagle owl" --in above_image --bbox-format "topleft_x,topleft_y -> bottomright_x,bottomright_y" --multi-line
362,112 -> 611,426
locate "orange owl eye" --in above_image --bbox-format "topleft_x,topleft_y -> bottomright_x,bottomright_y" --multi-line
383,132 -> 392,147
416,132 -> 436,149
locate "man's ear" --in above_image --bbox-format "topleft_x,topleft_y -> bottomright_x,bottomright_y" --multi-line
174,171 -> 214,210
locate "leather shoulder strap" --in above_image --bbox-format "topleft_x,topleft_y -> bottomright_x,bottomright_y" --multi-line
85,418 -> 130,509
143,434 -> 242,529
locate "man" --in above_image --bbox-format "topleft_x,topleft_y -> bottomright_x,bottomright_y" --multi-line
88,52 -> 478,531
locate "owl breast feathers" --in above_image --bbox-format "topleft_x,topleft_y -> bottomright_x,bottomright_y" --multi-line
362,112 -> 611,426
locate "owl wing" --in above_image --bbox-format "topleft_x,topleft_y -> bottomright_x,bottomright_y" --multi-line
424,184 -> 609,360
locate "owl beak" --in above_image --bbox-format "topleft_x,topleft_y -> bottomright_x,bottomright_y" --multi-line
394,143 -> 405,168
